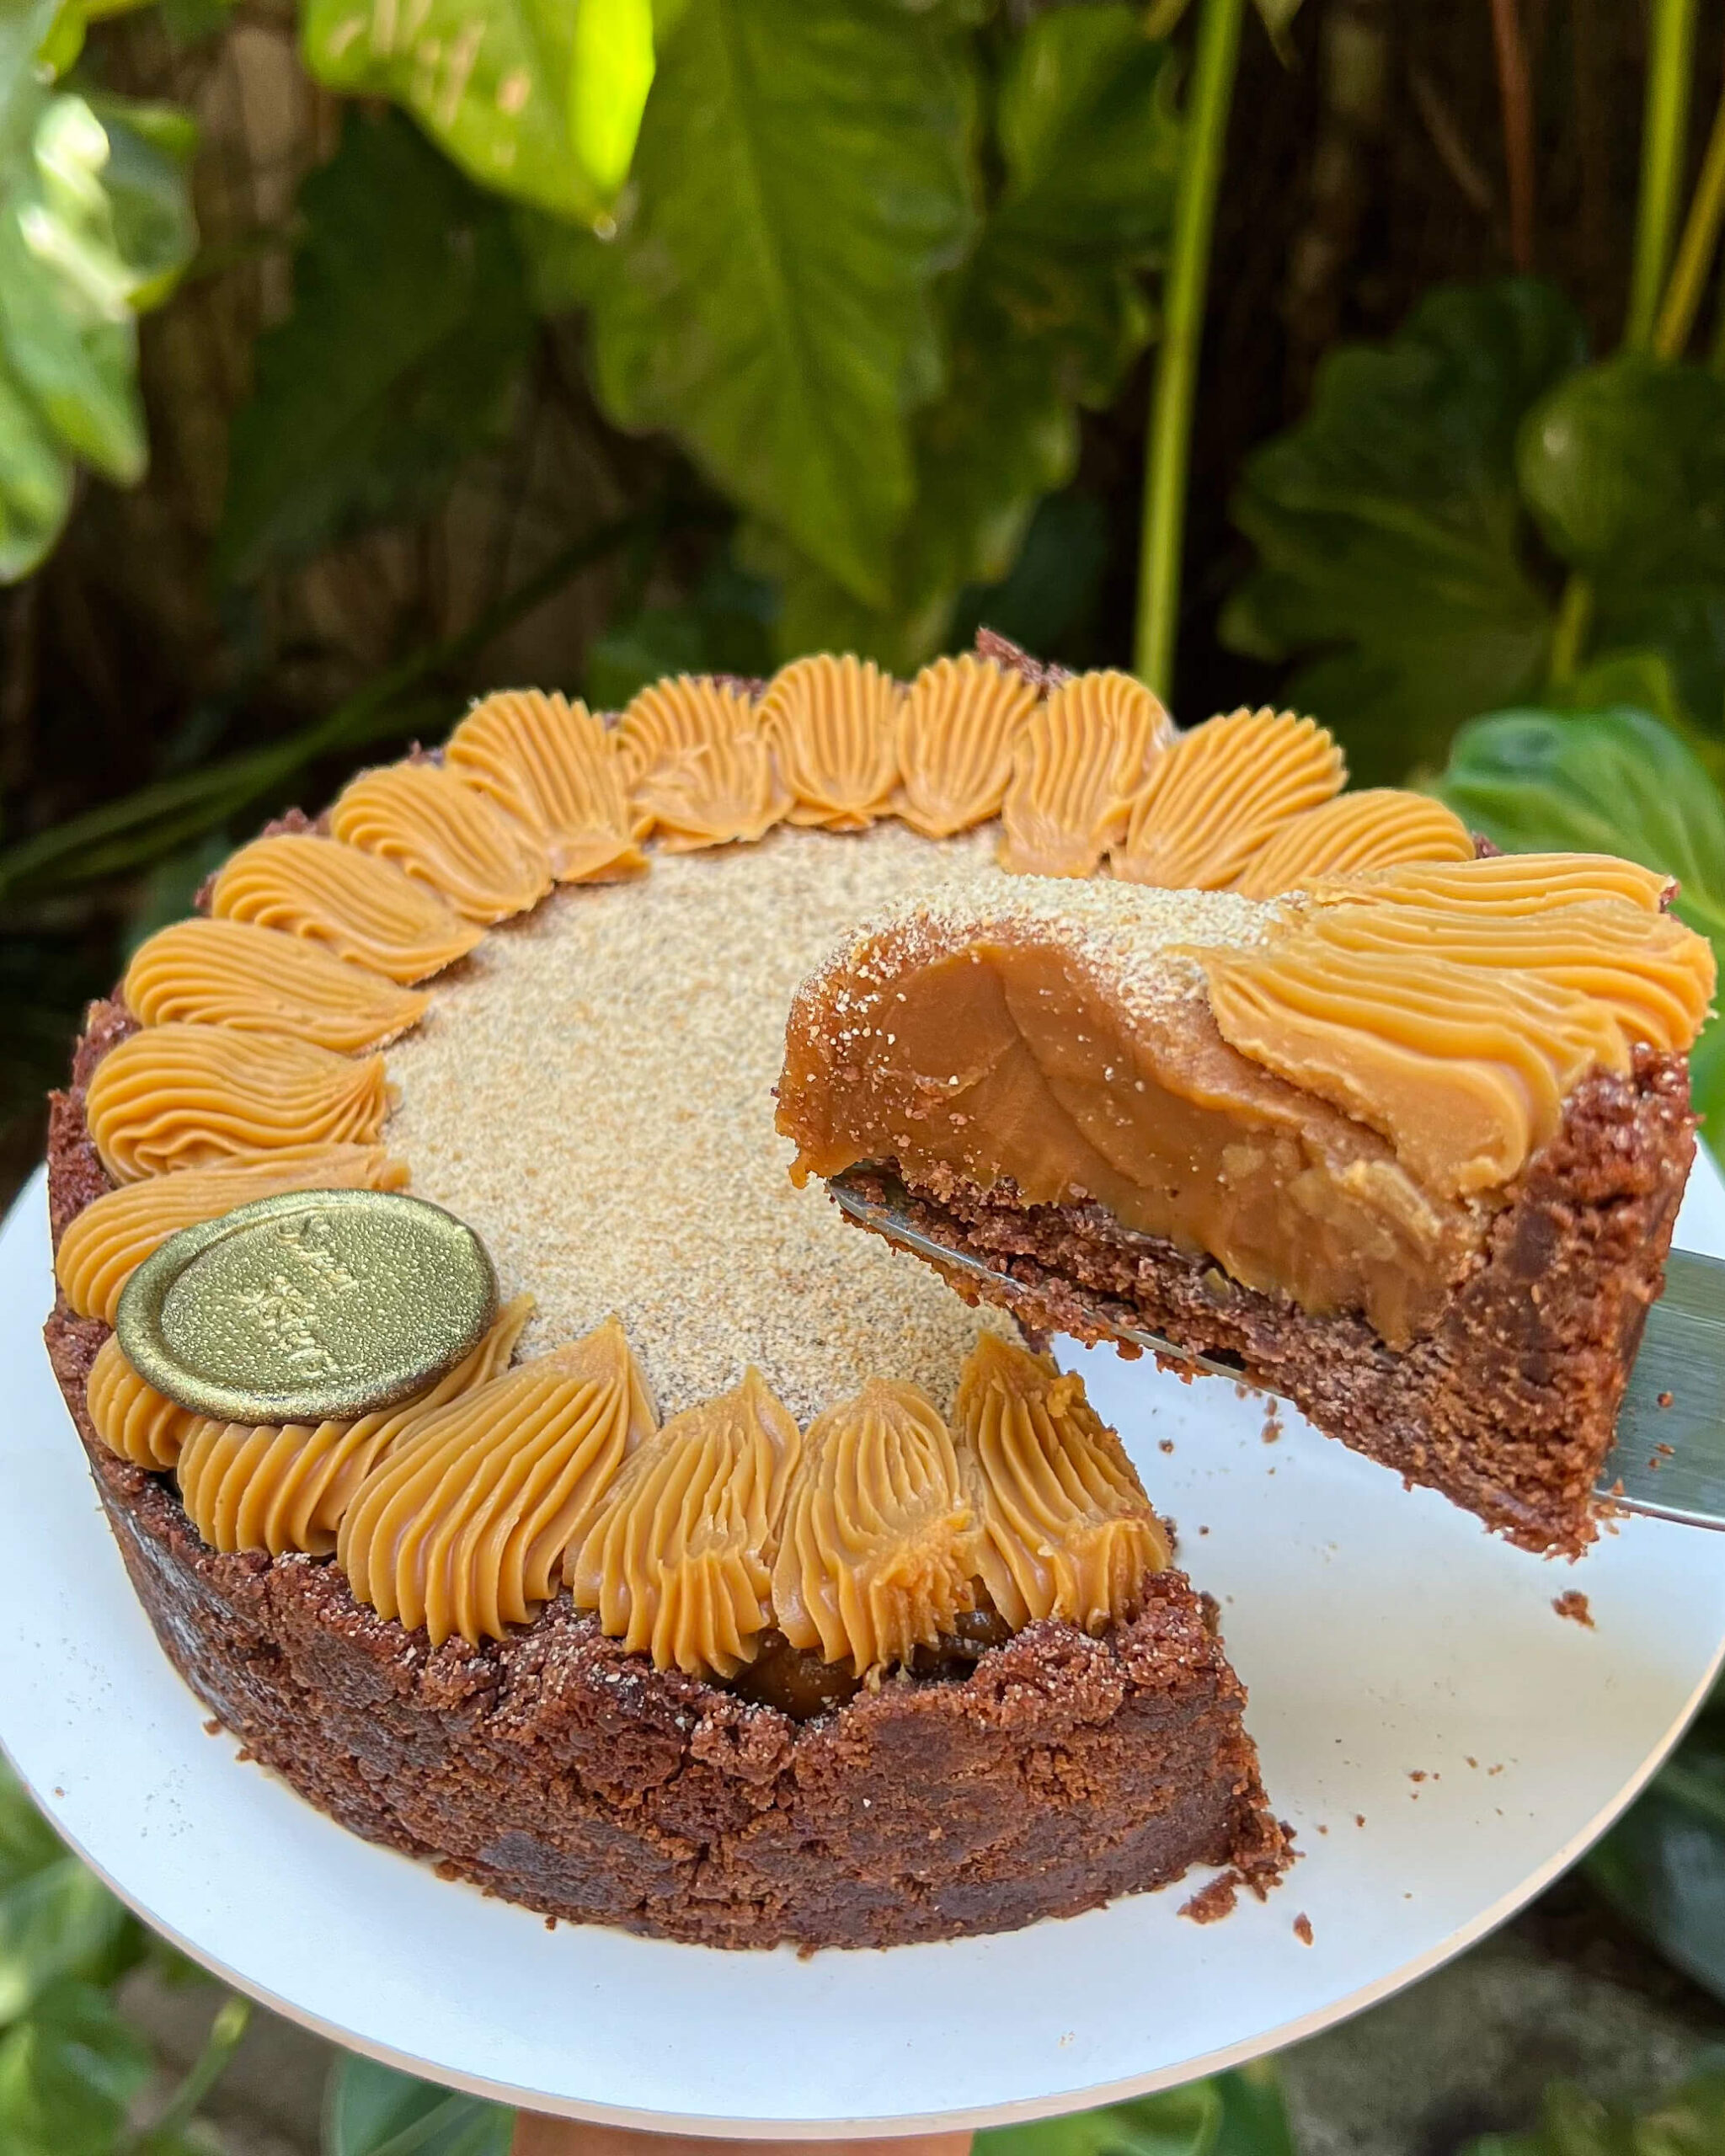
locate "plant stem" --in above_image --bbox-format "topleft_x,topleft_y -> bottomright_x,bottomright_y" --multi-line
1548,573 -> 1594,684
0,514 -> 642,903
1135,0 -> 1245,697
1487,0 -> 1535,270
1658,66 -> 1725,358
1627,0 -> 1700,350
125,1993 -> 252,2153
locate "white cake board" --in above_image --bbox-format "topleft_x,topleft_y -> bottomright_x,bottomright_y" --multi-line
3,1158 -> 1724,2137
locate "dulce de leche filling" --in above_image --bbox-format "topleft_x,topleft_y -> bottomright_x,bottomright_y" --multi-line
779,882 -> 1486,1348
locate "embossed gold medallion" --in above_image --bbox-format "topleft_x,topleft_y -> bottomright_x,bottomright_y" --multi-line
115,1190 -> 498,1424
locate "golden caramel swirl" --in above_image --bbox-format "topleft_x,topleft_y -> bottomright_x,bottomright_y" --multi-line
614,675 -> 756,798
55,1143 -> 409,1325
998,670 -> 1174,877
1296,899 -> 1715,1058
446,690 -> 647,885
176,1297 -> 531,1556
631,733 -> 793,851
1320,851 -> 1673,915
210,833 -> 482,985
566,1368 -> 801,1678
1114,708 -> 1346,889
758,654 -> 902,830
85,1025 -> 392,1183
339,1318 -> 655,1647
1201,934 -> 1630,1198
771,1379 -> 976,1675
329,761 -> 552,922
86,1333 -> 201,1469
124,918 -> 428,1052
893,654 -> 1039,838
1232,789 -> 1475,899
953,1335 -> 1169,1632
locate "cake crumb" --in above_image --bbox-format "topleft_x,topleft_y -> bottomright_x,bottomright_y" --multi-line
1159,1439 -> 1174,1454
1355,1813 -> 1365,1827
1261,1405 -> 1283,1444
1179,1871 -> 1241,1924
202,1718 -> 221,1737
1293,1913 -> 1314,1945
1409,1769 -> 1427,1781
1658,1390 -> 1674,1408
1553,1590 -> 1594,1628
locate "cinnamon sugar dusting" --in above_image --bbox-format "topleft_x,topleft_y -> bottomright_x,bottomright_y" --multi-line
384,825 -> 1012,1421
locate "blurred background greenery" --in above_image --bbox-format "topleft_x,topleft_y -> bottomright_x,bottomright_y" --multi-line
5,0 -> 1725,2147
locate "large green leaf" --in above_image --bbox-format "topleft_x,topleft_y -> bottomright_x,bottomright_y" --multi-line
979,2082 -> 1222,2156
323,2053 -> 514,2156
217,109 -> 534,582
1223,279 -> 1587,781
0,1978 -> 151,2156
1436,706 -> 1725,1138
585,0 -> 975,607
0,66 -> 195,581
302,0 -> 596,221
0,1761 -> 134,2021
1519,357 -> 1725,733
773,2 -> 1176,662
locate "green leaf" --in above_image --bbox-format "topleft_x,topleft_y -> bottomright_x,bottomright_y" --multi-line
0,1979 -> 151,2156
1435,706 -> 1725,1139
1211,2063 -> 1298,2156
323,2053 -> 514,2156
1224,279 -> 1587,782
0,1763 -> 63,1891
216,109 -> 534,582
586,0 -> 975,606
978,2083 -> 1221,2156
772,3 -> 1175,663
302,0 -> 595,221
1461,2069 -> 1725,2156
1519,357 -> 1725,731
0,74 -> 195,579
569,0 -> 654,198
0,1857 -> 133,2020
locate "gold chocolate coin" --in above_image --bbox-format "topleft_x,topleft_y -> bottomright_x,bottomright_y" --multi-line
115,1189 -> 498,1423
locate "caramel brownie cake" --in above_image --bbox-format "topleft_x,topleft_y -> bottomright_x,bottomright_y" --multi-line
45,643 -> 1343,1951
778,807 -> 1713,1557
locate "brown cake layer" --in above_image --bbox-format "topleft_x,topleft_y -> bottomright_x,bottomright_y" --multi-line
832,1048 -> 1694,1559
42,1009 -> 1288,1951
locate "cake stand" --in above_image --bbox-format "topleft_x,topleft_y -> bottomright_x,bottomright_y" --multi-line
3,1157 -> 1724,2137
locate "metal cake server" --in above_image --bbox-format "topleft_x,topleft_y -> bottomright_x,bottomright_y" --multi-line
828,1171 -> 1725,1533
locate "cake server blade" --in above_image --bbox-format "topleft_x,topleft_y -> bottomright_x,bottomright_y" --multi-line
826,1173 -> 1725,1534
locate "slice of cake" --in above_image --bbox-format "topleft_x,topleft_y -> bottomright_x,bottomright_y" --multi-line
777,855 -> 1715,1556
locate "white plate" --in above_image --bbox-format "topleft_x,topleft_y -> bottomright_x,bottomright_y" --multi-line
3,1158 -> 1724,2137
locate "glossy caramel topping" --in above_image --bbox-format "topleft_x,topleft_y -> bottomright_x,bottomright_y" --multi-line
1201,937 -> 1630,1198
953,1335 -> 1169,1632
175,1297 -> 531,1557
329,761 -> 552,923
566,1368 -> 801,1678
894,654 -> 1039,838
446,690 -> 648,886
210,833 -> 482,985
55,1143 -> 409,1325
1114,708 -> 1345,890
1293,899 -> 1715,1057
1320,851 -> 1672,915
777,880 -> 1483,1347
124,919 -> 428,1052
614,675 -> 756,792
759,654 -> 902,830
770,1379 -> 977,1675
338,1318 -> 654,1648
998,670 -> 1173,877
86,1332 -> 201,1470
631,732 -> 792,851
85,1026 -> 392,1183
1232,789 -> 1474,899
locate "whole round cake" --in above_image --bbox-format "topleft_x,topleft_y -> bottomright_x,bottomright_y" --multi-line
42,632 -> 1709,1948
